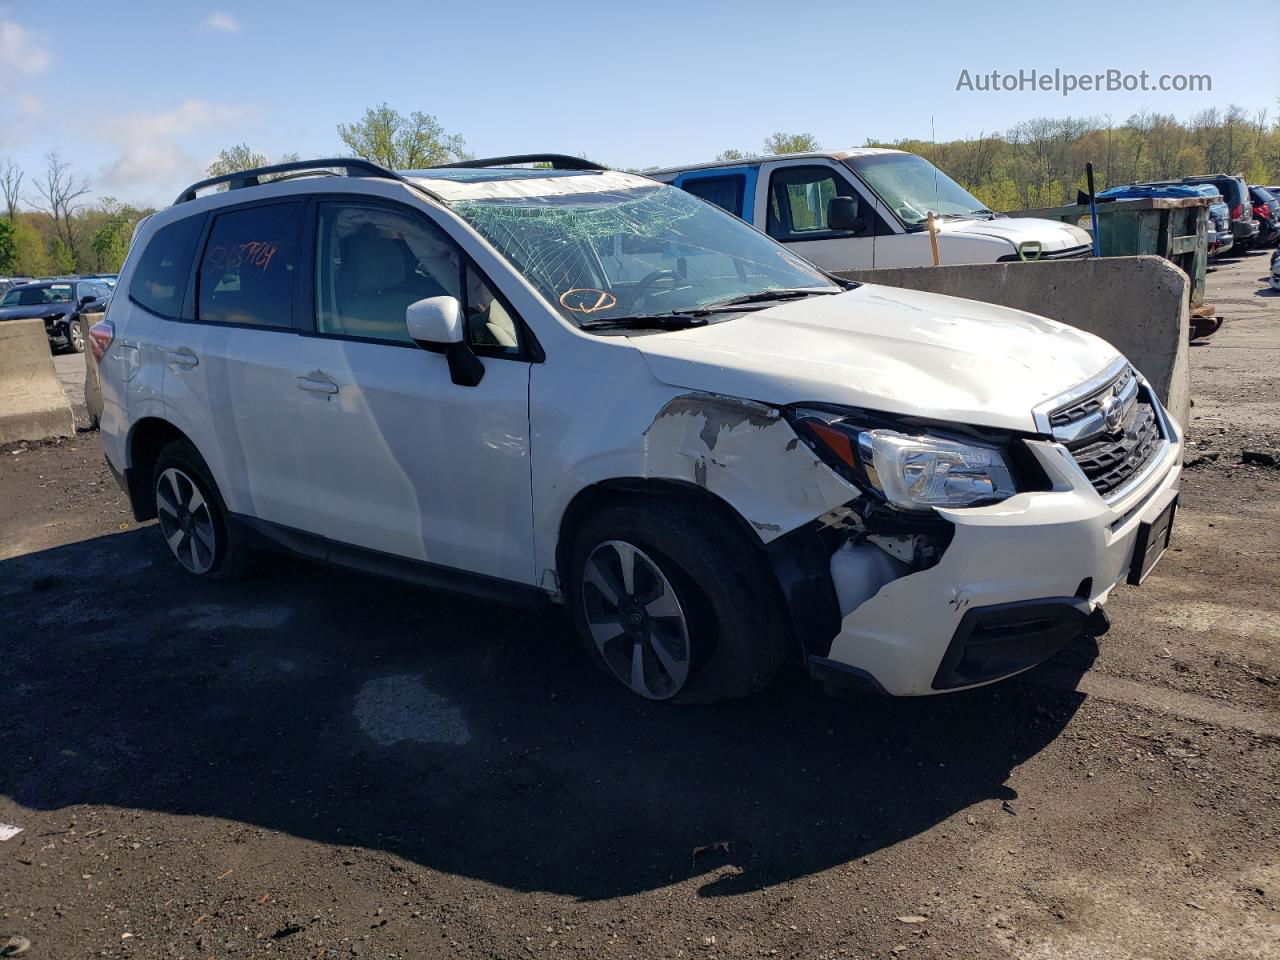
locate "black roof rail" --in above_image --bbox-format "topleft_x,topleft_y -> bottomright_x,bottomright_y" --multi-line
434,154 -> 607,172
173,157 -> 402,204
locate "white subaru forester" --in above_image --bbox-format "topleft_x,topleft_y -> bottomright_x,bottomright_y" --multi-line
94,155 -> 1182,703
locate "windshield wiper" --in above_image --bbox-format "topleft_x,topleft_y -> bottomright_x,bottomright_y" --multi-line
702,288 -> 841,310
577,312 -> 712,331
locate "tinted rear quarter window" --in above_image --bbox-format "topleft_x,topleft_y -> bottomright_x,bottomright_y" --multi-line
198,202 -> 301,328
683,176 -> 745,217
128,215 -> 205,318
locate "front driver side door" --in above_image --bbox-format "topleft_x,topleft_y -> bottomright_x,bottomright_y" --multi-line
293,198 -> 535,586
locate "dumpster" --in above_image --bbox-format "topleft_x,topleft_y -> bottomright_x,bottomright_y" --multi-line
1006,196 -> 1209,309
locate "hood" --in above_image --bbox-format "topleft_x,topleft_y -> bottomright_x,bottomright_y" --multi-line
0,304 -> 69,322
935,215 -> 1091,252
631,286 -> 1120,433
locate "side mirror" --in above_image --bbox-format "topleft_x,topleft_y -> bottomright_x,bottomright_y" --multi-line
405,295 -> 484,387
406,295 -> 464,345
79,294 -> 96,306
827,196 -> 867,234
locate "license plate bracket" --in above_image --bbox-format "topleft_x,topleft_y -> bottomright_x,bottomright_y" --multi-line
1127,490 -> 1178,585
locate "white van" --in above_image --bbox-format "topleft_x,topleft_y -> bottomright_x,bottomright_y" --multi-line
648,149 -> 1093,271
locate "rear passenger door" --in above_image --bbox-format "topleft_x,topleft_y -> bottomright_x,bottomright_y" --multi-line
292,198 -> 536,584
167,199 -> 327,541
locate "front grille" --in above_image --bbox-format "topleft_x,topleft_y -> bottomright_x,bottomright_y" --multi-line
1048,366 -> 1164,498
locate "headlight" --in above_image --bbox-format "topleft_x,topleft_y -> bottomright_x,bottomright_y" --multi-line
790,410 -> 1016,511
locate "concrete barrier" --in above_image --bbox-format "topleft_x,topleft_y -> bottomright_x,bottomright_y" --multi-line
834,255 -> 1190,430
0,318 -> 75,445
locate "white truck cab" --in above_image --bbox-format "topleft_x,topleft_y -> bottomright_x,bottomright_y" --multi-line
94,155 -> 1179,705
648,148 -> 1093,271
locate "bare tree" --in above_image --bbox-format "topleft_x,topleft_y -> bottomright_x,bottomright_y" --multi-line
0,157 -> 22,220
30,151 -> 91,264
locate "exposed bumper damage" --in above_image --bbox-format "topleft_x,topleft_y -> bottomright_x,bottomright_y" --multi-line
817,436 -> 1181,696
636,388 -> 1181,699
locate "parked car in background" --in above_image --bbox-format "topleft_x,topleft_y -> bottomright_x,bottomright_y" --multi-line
94,155 -> 1181,704
1249,186 -> 1279,246
649,149 -> 1093,270
0,278 -> 112,353
0,277 -> 33,298
1182,175 -> 1256,250
84,272 -> 119,287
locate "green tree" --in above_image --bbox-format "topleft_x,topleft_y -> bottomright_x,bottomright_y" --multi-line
0,218 -> 15,274
716,148 -> 748,161
337,103 -> 468,169
88,197 -> 148,272
51,236 -> 76,275
763,132 -> 820,155
11,217 -> 52,275
207,144 -> 301,179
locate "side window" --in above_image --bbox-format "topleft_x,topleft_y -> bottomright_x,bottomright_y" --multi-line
315,202 -> 461,344
682,175 -> 745,217
766,166 -> 859,240
129,215 -> 205,319
197,202 -> 301,328
464,264 -> 520,354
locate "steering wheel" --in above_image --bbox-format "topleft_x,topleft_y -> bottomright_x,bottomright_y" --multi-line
630,268 -> 679,307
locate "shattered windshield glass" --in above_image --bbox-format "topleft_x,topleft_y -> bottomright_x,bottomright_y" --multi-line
453,184 -> 835,324
845,153 -> 991,225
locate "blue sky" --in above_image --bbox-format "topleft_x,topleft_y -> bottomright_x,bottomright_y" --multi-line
1,0 -> 1276,208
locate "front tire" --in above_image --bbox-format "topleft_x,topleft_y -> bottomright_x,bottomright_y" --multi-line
152,440 -> 248,579
67,319 -> 85,353
568,502 -> 788,703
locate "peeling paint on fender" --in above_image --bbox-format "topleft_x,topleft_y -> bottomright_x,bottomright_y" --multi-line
641,392 -> 859,543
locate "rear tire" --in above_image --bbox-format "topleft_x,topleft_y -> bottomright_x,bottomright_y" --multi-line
568,501 -> 788,703
152,439 -> 250,579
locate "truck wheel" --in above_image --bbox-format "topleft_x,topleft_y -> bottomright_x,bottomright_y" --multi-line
152,440 -> 249,579
568,502 -> 787,703
67,320 -> 85,353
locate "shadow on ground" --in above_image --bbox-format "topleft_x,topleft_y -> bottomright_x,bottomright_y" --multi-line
0,528 -> 1093,900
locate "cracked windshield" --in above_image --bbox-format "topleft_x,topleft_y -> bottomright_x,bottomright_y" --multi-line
847,151 -> 994,223
455,183 -> 836,325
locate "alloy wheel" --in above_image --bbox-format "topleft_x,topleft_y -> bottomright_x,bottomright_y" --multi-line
69,320 -> 84,353
581,539 -> 691,699
155,467 -> 217,575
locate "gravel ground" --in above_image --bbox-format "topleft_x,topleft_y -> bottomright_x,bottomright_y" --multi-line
1,253 -> 1277,959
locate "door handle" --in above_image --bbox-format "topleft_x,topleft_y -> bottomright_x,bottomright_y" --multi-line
165,347 -> 198,370
295,374 -> 339,396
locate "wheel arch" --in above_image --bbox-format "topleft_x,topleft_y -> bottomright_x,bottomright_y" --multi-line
554,478 -> 765,598
124,417 -> 195,521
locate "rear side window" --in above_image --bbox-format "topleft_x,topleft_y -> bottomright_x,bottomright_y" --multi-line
198,202 -> 301,328
128,216 -> 204,318
683,175 -> 745,217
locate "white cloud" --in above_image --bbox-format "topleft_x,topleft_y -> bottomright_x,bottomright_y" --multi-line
15,94 -> 43,117
0,17 -> 50,91
202,11 -> 239,32
100,99 -> 244,189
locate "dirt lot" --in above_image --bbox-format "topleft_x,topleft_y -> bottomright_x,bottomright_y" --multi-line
2,253 -> 1278,960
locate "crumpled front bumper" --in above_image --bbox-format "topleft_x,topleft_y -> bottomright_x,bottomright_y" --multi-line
818,413 -> 1182,697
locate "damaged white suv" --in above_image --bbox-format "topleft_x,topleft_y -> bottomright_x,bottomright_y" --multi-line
94,156 -> 1181,702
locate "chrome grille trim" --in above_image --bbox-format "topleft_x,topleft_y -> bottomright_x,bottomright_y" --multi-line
1031,356 -> 1129,436
1032,359 -> 1170,502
